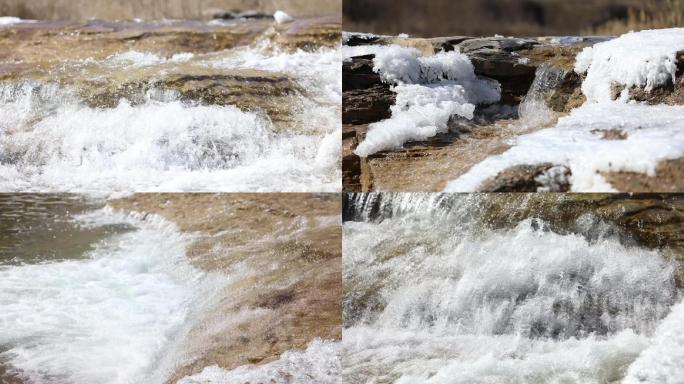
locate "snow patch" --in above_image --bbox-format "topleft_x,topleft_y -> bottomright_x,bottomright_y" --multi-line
445,102 -> 684,192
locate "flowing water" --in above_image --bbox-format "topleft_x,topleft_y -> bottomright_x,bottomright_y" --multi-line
0,196 -> 226,384
342,193 -> 683,384
0,18 -> 341,193
0,193 -> 343,384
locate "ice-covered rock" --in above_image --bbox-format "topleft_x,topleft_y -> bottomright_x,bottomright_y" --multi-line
575,28 -> 684,103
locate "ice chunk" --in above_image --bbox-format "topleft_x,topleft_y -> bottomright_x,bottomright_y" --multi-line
575,28 -> 684,103
273,10 -> 294,24
354,46 -> 500,157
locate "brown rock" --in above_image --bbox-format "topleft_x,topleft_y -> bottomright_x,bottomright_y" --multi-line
479,163 -> 571,192
342,55 -> 396,124
457,38 -> 539,103
603,157 -> 684,192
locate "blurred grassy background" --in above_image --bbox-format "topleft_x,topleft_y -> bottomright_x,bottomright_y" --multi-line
0,0 -> 340,20
343,0 -> 684,37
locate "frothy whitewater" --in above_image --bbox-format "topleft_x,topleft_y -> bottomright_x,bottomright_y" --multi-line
0,208 -> 224,384
0,38 -> 341,193
342,194 -> 682,384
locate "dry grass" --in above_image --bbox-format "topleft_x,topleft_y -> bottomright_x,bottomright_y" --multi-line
585,0 -> 684,35
344,0 -> 684,37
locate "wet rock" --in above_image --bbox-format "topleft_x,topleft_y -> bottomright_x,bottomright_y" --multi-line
344,33 -> 381,46
456,38 -> 539,103
545,71 -> 585,112
343,85 -> 394,124
343,55 -> 396,124
342,55 -> 382,89
428,36 -> 472,52
342,125 -> 374,192
109,194 -> 342,383
0,16 -> 339,67
518,44 -> 588,112
457,37 -> 538,54
71,69 -> 301,127
274,15 -> 341,50
479,163 -> 571,192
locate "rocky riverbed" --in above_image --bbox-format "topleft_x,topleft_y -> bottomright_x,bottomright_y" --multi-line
342,32 -> 684,192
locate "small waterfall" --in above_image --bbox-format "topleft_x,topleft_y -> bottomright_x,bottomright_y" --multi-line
0,44 -> 341,193
517,63 -> 566,128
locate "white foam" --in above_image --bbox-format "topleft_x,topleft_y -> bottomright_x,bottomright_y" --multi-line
352,46 -> 500,156
105,51 -> 194,67
177,339 -> 341,384
0,81 -> 339,193
344,327 -> 648,384
343,217 -> 678,383
575,28 -> 684,103
624,299 -> 684,384
0,209 -> 221,384
445,102 -> 684,192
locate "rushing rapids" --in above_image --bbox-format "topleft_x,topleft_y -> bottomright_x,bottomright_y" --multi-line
342,193 -> 684,383
0,16 -> 341,193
